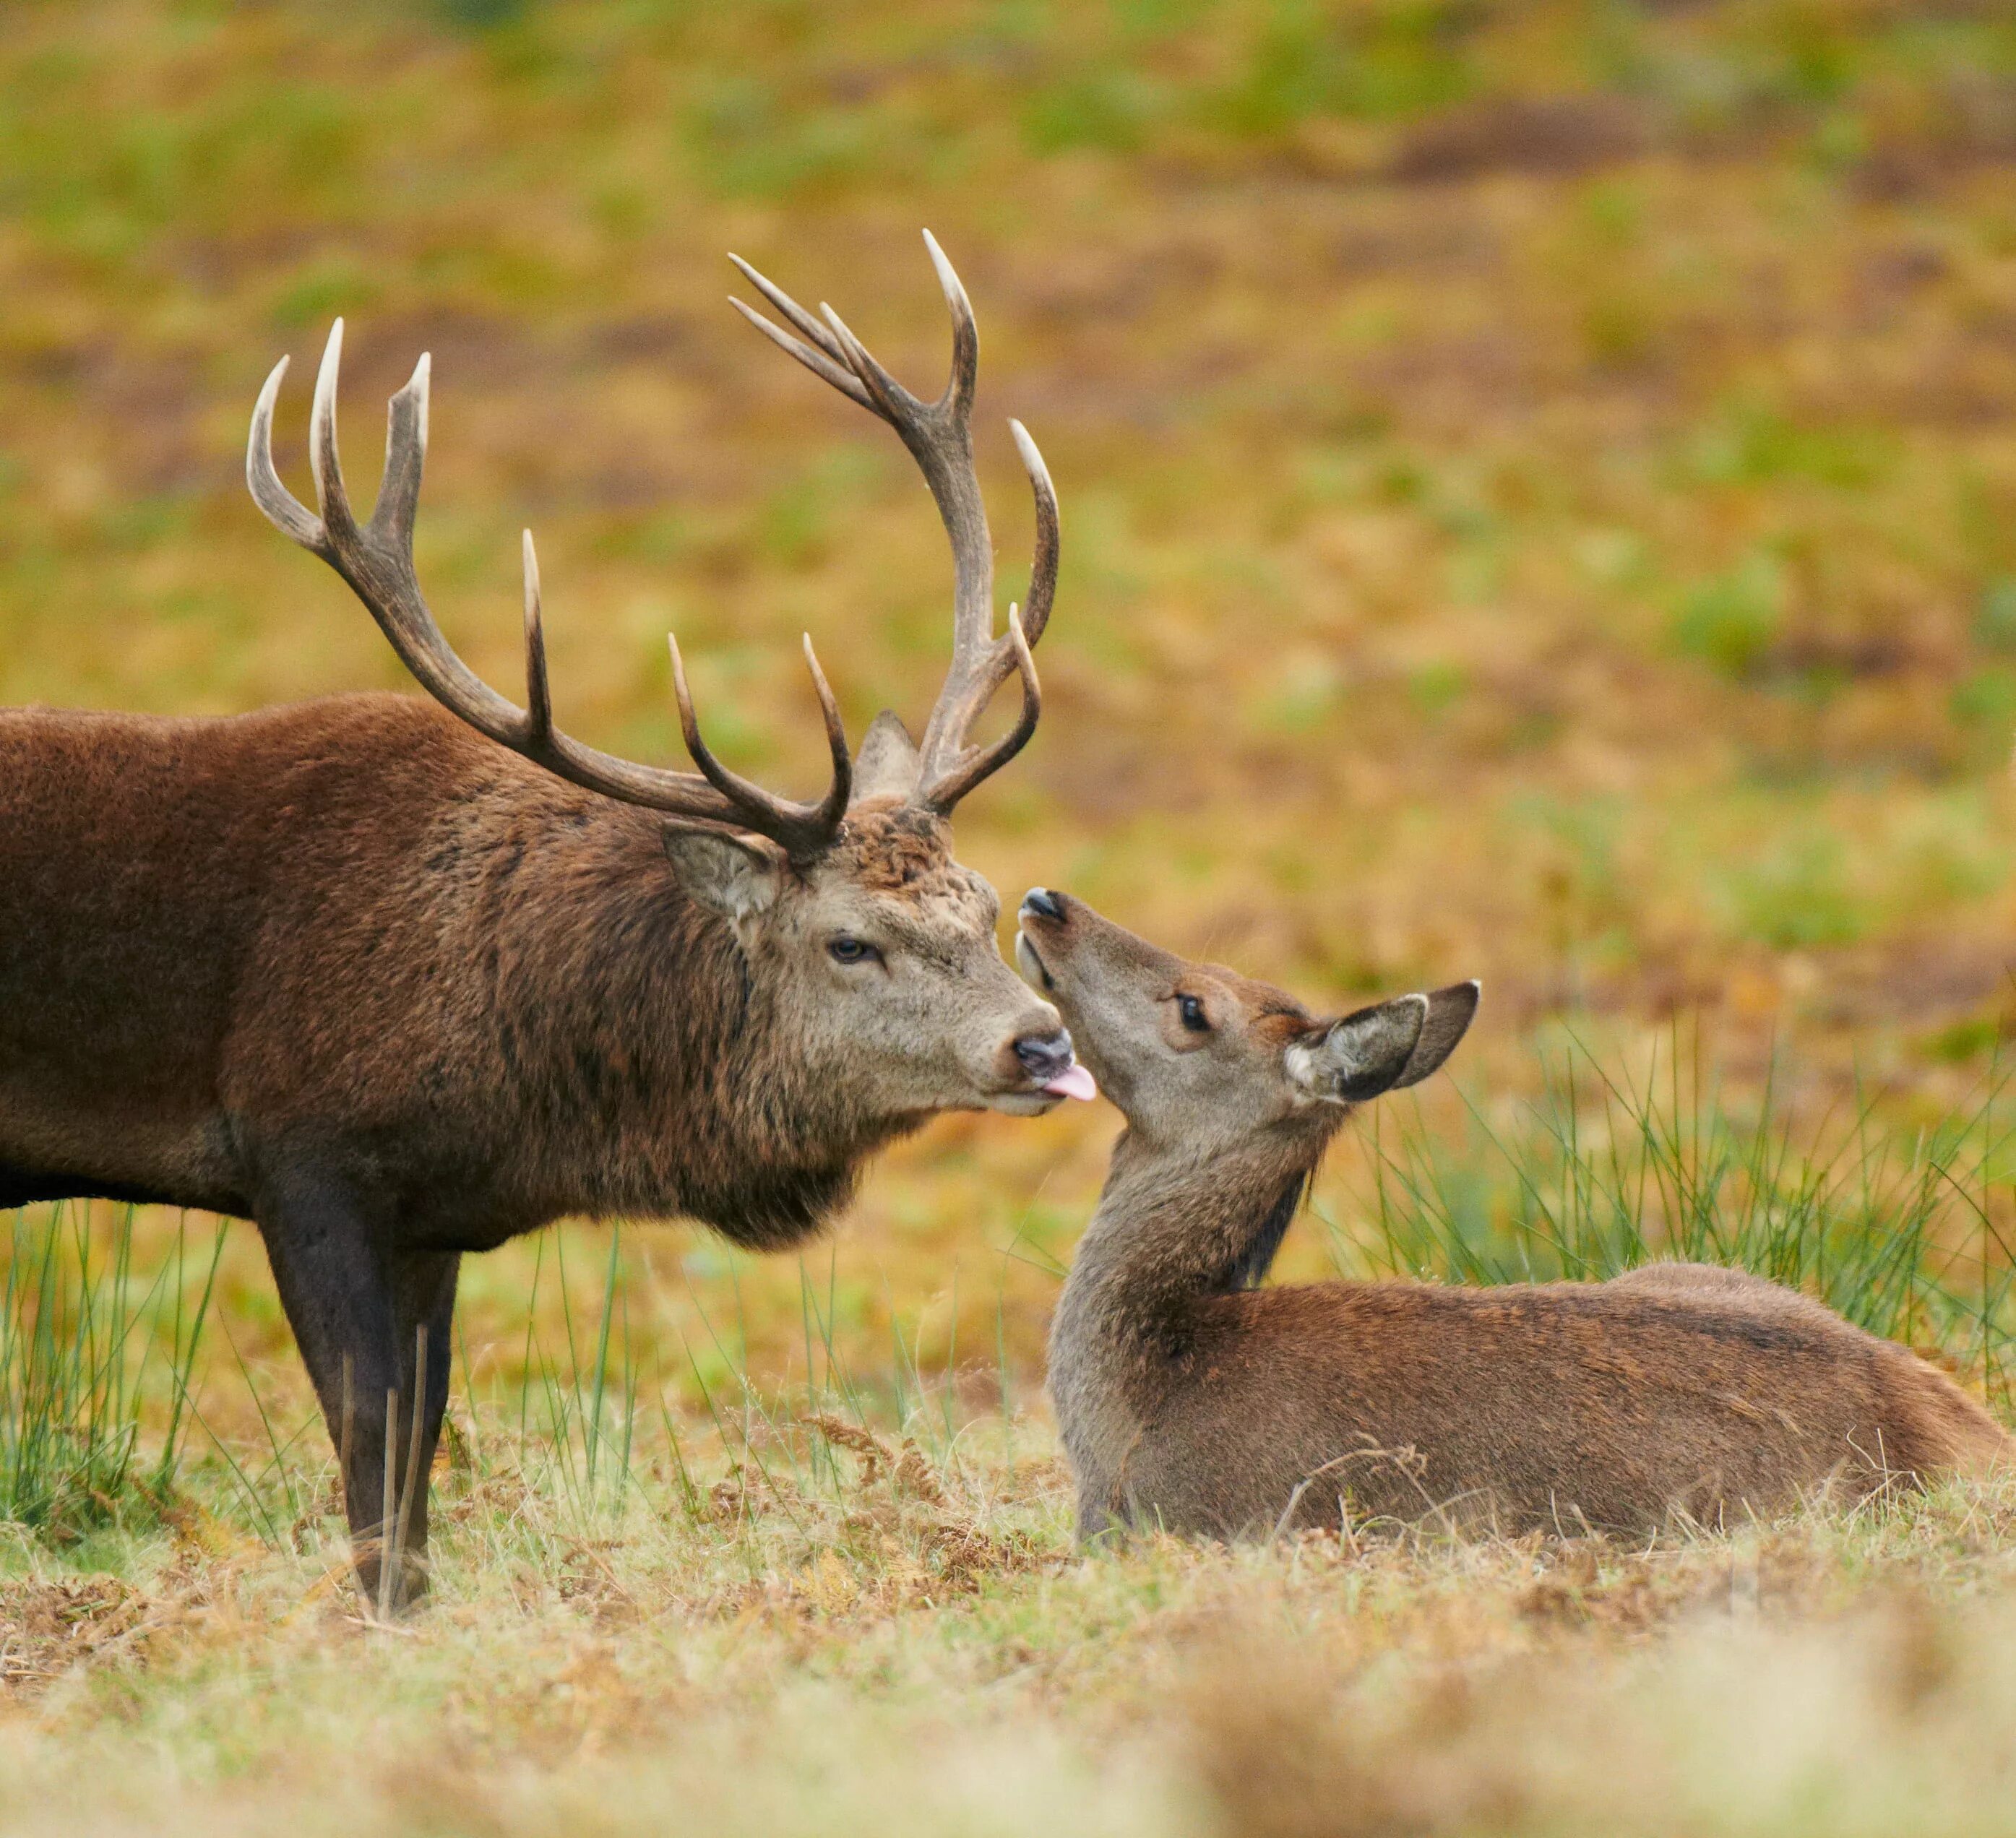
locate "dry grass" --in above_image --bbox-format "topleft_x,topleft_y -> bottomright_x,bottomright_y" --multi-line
6,1425 -> 2016,1837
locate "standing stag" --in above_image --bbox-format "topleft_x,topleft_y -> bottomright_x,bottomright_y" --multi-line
1016,891 -> 2008,1541
0,236 -> 1090,1608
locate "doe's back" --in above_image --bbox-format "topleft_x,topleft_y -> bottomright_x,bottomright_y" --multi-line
1125,1267 -> 2009,1539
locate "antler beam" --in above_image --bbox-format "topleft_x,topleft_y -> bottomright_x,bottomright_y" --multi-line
247,320 -> 851,860
728,232 -> 1059,815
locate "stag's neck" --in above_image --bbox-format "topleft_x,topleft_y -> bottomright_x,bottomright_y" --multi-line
489,809 -> 907,1248
1047,1122 -> 1332,1489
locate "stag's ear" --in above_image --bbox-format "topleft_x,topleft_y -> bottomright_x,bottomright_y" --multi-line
851,709 -> 923,804
662,824 -> 785,921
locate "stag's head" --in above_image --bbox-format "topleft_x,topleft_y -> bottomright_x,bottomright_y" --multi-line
660,787 -> 1074,1121
249,234 -> 1090,1122
1015,889 -> 1476,1151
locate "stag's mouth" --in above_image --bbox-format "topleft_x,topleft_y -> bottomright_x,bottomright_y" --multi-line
1040,1061 -> 1097,1101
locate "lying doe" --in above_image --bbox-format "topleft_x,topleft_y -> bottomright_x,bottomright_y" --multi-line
1016,889 -> 2009,1541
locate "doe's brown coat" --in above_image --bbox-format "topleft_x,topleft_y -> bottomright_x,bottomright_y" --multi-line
1017,890 -> 2009,1541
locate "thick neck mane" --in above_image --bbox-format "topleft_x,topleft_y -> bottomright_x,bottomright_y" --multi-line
464,795 -> 917,1251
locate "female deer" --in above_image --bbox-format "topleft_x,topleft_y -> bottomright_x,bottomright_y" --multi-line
1016,889 -> 2008,1541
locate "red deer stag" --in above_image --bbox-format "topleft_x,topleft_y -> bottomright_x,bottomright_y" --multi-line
1015,890 -> 2008,1542
0,236 -> 1092,1609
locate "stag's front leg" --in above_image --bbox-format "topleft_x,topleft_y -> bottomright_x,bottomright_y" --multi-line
254,1171 -> 444,1613
387,1248 -> 460,1583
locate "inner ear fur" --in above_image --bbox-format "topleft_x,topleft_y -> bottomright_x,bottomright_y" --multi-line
662,822 -> 786,921
1289,980 -> 1481,1105
1300,994 -> 1428,1103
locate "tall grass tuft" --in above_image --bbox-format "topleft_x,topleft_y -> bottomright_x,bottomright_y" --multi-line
0,1201 -> 224,1538
1335,1037 -> 2016,1409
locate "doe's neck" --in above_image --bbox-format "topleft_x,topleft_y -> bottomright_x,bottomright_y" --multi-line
1054,1118 -> 1333,1365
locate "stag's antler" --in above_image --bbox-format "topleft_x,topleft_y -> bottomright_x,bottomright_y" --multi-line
247,322 -> 851,860
729,231 -> 1058,815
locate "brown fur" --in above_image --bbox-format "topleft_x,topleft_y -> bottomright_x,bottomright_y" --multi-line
1,693 -> 1069,1600
1020,892 -> 2010,1543
0,696 -> 999,1238
4,244 -> 1077,1610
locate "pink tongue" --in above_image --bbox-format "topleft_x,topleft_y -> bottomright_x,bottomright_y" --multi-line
1043,1063 -> 1098,1102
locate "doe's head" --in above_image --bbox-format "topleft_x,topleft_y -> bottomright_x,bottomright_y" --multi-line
1015,889 -> 1477,1149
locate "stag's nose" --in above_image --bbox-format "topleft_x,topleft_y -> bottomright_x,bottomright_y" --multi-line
1012,1028 -> 1076,1084
1020,887 -> 1067,923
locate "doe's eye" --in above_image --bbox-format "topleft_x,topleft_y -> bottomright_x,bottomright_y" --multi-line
828,936 -> 882,967
1177,993 -> 1210,1032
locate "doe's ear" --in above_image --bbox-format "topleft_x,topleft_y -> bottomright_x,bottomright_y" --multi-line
662,823 -> 785,922
1387,980 -> 1481,1090
1290,980 -> 1481,1104
1289,994 -> 1426,1103
851,709 -> 922,804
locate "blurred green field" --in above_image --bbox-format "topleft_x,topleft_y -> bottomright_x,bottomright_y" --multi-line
6,6 -> 2016,1829
9,0 -> 2016,1405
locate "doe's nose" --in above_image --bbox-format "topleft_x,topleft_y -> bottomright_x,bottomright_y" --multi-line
1012,1028 -> 1076,1084
1021,887 -> 1066,922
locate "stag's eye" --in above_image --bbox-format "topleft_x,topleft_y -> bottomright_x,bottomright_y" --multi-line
828,936 -> 882,967
1177,994 -> 1210,1032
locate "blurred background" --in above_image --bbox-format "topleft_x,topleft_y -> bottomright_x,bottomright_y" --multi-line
4,1 -> 2016,1465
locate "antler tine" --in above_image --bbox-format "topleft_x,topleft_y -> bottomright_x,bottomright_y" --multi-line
909,418 -> 1061,817
369,353 -> 430,548
819,301 -> 926,428
249,320 -> 852,853
798,631 -> 854,806
728,253 -> 848,361
246,355 -> 326,552
910,417 -> 1060,813
1008,419 -> 1059,652
921,230 -> 978,420
728,254 -> 879,418
918,605 -> 1041,816
520,529 -> 552,741
728,295 -> 877,415
308,319 -> 358,543
668,632 -> 852,858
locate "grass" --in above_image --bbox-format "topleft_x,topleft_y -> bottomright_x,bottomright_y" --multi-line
7,0 -> 2016,1829
1345,1036 -> 2016,1393
7,1045 -> 2016,1834
0,1205 -> 222,1541
3,1358 -> 2016,1837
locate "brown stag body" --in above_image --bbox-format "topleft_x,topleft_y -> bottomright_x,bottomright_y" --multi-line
0,237 -> 1092,1608
1,697 -> 964,1241
1016,892 -> 2009,1542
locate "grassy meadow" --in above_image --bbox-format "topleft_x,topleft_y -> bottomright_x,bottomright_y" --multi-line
6,1 -> 2016,1830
